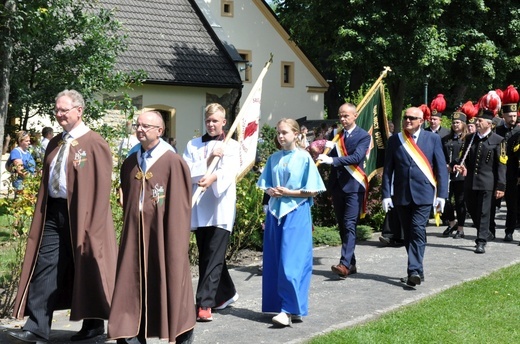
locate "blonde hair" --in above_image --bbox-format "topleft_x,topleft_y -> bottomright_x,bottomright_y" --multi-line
205,103 -> 226,118
275,118 -> 302,149
16,130 -> 30,144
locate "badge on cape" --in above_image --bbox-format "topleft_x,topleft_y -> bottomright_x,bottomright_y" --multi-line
152,184 -> 165,206
73,149 -> 87,168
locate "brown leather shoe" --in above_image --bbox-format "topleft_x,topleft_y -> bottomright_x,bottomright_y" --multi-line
331,263 -> 355,278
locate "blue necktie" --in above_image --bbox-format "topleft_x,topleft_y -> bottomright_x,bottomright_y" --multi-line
140,152 -> 150,172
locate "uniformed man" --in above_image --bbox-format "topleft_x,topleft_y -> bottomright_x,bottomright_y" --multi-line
425,94 -> 450,139
453,109 -> 507,254
495,85 -> 520,242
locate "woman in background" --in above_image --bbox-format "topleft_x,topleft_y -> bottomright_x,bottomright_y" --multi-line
8,131 -> 36,191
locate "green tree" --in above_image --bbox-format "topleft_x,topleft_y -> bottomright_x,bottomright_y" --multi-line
0,0 -> 145,136
274,0 -> 520,128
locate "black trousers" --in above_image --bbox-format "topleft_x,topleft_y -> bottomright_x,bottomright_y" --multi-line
195,226 -> 236,308
23,198 -> 102,339
381,208 -> 403,241
443,181 -> 466,226
23,198 -> 73,339
504,181 -> 520,234
465,189 -> 495,243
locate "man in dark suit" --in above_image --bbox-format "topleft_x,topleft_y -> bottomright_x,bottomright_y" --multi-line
494,101 -> 520,242
382,107 -> 448,287
454,109 -> 507,253
425,111 -> 450,139
317,103 -> 371,278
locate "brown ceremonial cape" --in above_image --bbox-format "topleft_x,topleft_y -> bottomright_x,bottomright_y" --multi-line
13,130 -> 118,320
108,149 -> 196,341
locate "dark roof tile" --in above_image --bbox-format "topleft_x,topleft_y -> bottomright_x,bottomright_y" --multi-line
99,0 -> 242,87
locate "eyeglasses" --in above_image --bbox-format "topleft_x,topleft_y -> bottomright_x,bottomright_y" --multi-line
132,123 -> 161,131
54,106 -> 79,115
403,115 -> 422,121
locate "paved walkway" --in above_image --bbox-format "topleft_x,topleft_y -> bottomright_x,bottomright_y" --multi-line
2,209 -> 519,343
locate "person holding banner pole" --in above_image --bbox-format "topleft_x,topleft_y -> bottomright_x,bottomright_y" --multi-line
453,109 -> 506,253
381,106 -> 448,287
182,103 -> 239,322
317,103 -> 371,279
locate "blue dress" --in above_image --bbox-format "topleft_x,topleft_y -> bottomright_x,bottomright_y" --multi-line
9,147 -> 36,190
257,148 -> 326,316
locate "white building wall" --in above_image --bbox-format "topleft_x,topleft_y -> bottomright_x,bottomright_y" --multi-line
109,84 -> 231,152
203,0 -> 327,126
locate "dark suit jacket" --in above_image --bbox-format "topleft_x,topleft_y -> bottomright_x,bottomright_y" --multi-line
328,126 -> 371,193
425,126 -> 450,140
382,129 -> 448,206
442,133 -> 465,182
458,132 -> 506,191
495,124 -> 520,182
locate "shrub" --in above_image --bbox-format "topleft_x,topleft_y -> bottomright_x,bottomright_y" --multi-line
228,171 -> 265,259
0,163 -> 42,317
356,224 -> 374,241
359,172 -> 385,232
313,226 -> 341,246
313,224 -> 373,247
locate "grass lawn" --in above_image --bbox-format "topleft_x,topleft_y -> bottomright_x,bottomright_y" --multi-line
308,263 -> 520,343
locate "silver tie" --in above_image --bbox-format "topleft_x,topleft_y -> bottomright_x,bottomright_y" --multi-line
50,133 -> 71,195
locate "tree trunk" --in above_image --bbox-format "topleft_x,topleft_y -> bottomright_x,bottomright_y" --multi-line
0,0 -> 17,156
387,78 -> 406,133
451,83 -> 468,109
324,81 -> 343,120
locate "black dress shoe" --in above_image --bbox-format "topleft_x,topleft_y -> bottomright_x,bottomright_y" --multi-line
475,242 -> 486,254
8,330 -> 48,343
504,233 -> 513,242
400,274 -> 424,287
442,223 -> 458,237
379,236 -> 391,246
70,326 -> 105,341
453,231 -> 465,239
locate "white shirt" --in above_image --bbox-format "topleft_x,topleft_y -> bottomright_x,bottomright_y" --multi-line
48,122 -> 90,199
182,137 -> 239,232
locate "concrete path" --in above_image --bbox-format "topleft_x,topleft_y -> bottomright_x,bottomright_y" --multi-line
1,209 -> 519,343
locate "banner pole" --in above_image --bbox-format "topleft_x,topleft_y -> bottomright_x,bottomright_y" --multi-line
191,55 -> 273,207
316,66 -> 392,166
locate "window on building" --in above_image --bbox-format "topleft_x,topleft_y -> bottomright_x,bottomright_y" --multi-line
281,61 -> 294,87
238,50 -> 252,83
221,1 -> 234,17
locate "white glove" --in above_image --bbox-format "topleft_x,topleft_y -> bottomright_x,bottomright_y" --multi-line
317,154 -> 333,165
382,198 -> 394,213
325,141 -> 335,149
434,197 -> 445,213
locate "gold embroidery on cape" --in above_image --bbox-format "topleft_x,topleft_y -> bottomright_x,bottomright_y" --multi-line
135,171 -> 153,180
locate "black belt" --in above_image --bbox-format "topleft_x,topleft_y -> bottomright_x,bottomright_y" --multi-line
47,196 -> 67,204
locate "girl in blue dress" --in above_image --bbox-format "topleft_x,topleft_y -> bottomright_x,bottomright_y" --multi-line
257,118 -> 326,327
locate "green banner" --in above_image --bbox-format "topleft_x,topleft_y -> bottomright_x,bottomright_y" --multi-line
355,83 -> 389,180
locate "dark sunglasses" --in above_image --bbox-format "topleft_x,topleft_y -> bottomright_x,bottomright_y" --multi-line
403,115 -> 421,121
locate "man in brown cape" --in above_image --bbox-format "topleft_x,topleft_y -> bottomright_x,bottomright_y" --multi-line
9,89 -> 118,343
108,111 -> 195,344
